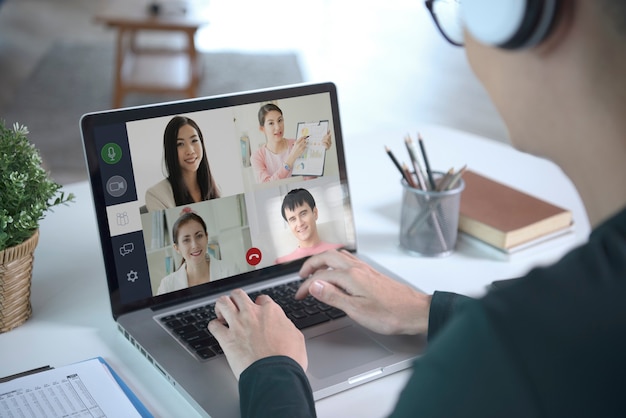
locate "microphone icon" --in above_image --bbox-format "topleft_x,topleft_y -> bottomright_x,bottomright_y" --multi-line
101,143 -> 122,165
107,146 -> 117,161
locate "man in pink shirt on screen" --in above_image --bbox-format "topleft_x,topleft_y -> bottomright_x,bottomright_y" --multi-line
275,188 -> 341,264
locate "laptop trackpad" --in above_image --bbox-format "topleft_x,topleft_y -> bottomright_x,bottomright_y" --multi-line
307,326 -> 392,379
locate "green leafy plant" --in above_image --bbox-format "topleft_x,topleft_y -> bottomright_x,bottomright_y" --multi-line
0,121 -> 74,251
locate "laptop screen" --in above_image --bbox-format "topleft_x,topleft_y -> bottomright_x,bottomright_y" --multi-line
80,82 -> 356,318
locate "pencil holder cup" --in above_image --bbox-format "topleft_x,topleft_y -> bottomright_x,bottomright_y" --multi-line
399,173 -> 465,257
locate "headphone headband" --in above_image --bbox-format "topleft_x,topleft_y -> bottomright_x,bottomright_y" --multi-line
462,0 -> 560,49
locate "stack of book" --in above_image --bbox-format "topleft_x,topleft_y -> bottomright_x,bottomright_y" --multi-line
458,170 -> 574,253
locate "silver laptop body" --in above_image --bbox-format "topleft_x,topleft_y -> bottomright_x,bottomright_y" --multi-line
80,82 -> 425,417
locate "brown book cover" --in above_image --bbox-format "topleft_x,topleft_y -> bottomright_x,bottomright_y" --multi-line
458,170 -> 573,250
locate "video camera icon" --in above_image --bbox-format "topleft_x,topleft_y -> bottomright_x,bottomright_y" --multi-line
106,175 -> 128,198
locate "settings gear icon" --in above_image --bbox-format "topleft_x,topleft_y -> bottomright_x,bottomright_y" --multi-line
127,270 -> 139,283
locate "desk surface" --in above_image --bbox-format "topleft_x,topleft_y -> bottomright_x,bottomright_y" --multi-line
0,125 -> 590,417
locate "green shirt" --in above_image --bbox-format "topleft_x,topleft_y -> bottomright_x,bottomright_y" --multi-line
239,207 -> 626,418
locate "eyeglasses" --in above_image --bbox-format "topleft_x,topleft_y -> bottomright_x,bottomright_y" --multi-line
425,0 -> 464,47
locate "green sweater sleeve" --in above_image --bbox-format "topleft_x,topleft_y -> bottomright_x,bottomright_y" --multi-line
239,356 -> 316,418
428,278 -> 521,342
428,290 -> 473,341
390,299 -> 538,418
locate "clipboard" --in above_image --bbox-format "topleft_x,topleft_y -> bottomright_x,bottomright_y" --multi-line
292,120 -> 329,176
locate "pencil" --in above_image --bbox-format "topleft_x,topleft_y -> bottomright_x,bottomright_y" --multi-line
402,162 -> 418,188
436,167 -> 455,191
385,145 -> 412,186
404,135 -> 427,190
445,164 -> 467,190
417,133 -> 436,190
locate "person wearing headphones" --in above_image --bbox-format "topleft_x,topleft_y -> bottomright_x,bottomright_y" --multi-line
208,1 -> 626,416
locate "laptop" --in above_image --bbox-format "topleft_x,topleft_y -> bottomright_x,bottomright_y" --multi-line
80,82 -> 426,417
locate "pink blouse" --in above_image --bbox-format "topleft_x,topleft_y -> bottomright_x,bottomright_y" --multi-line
251,139 -> 296,183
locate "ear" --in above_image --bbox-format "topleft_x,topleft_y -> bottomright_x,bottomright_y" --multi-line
313,207 -> 319,221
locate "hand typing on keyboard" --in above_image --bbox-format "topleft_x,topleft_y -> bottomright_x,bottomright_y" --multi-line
206,248 -> 429,381
296,249 -> 431,336
161,280 -> 346,365
208,289 -> 308,380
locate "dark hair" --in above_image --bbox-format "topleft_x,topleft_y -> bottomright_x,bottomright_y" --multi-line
599,0 -> 626,37
172,212 -> 208,244
172,212 -> 208,266
163,116 -> 220,206
281,188 -> 316,221
258,103 -> 283,126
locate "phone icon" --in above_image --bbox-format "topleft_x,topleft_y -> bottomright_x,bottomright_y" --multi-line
246,248 -> 262,266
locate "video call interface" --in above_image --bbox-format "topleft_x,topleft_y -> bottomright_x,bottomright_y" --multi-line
94,91 -> 356,305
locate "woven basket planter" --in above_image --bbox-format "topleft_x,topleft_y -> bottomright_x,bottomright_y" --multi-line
0,230 -> 39,333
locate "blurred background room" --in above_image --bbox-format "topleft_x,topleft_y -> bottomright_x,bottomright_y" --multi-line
0,0 -> 508,185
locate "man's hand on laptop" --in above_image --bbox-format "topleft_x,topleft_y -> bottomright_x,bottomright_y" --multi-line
297,250 -> 431,336
208,288 -> 308,380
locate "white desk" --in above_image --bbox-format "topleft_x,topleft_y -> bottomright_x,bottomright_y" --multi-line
0,125 -> 590,417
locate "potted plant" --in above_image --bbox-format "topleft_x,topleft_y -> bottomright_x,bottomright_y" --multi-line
0,120 -> 74,332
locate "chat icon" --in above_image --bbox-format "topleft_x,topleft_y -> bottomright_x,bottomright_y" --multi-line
120,242 -> 134,256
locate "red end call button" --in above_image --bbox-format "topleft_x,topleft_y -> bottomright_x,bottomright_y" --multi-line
246,247 -> 262,266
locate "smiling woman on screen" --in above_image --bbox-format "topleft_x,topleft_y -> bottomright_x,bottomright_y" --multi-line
145,116 -> 221,211
157,211 -> 238,295
251,103 -> 332,183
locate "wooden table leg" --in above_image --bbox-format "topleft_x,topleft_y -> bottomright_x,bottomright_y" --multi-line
186,29 -> 200,99
112,27 -> 126,108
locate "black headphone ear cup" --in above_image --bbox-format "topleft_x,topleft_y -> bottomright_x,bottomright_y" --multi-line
462,0 -> 559,50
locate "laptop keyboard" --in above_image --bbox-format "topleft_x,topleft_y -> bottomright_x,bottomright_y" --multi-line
159,280 -> 347,360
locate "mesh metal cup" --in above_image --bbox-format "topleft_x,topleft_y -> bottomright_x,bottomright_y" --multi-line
399,172 -> 464,257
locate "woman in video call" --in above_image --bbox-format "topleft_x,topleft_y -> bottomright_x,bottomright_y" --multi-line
145,116 -> 221,211
157,211 -> 239,295
251,103 -> 332,183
